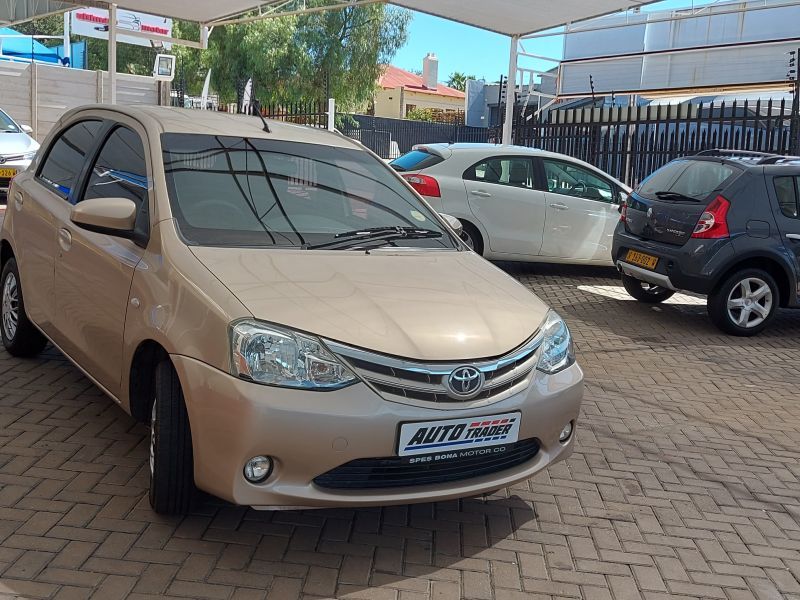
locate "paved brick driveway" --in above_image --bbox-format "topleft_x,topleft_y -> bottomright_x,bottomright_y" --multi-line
1,259 -> 800,600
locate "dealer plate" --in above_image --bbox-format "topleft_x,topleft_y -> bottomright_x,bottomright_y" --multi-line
398,412 -> 520,457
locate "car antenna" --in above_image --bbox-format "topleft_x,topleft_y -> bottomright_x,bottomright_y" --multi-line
251,99 -> 271,134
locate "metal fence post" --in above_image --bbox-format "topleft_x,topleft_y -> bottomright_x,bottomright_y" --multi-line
327,98 -> 335,132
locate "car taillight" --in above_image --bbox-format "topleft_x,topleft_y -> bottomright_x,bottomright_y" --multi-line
619,201 -> 628,222
692,195 -> 730,239
402,174 -> 441,198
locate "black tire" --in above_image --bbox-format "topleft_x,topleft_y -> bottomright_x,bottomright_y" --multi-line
620,273 -> 675,304
461,222 -> 484,256
149,359 -> 195,515
707,268 -> 778,336
1,258 -> 48,357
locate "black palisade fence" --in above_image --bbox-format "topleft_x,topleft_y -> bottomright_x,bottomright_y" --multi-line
513,99 -> 799,187
260,101 -> 330,129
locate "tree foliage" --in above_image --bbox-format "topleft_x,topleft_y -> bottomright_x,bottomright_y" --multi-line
15,5 -> 411,110
446,72 -> 475,92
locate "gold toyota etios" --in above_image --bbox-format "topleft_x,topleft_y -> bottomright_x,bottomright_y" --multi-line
0,106 -> 583,514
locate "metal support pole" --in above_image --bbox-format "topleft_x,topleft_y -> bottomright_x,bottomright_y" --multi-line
62,12 -> 71,66
503,35 -> 519,144
108,3 -> 117,104
502,35 -> 519,145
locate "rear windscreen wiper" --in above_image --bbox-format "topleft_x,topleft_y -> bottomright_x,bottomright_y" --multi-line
654,191 -> 702,202
305,226 -> 443,250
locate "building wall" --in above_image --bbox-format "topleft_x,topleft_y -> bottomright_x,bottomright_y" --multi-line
374,87 -> 464,119
374,86 -> 403,118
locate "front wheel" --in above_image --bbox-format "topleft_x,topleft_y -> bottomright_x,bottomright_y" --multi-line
149,359 -> 195,515
708,269 -> 778,336
621,273 -> 675,304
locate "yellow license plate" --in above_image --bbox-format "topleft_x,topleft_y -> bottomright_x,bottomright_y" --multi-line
625,250 -> 659,270
0,168 -> 17,179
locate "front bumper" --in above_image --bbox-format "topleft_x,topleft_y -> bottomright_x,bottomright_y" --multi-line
171,354 -> 583,509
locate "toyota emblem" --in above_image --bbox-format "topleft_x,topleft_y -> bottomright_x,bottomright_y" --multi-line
0,157 -> 5,165
445,366 -> 485,399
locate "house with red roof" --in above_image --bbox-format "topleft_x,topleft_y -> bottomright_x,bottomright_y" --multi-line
374,54 -> 465,120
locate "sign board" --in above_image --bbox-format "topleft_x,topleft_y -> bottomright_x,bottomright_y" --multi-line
70,7 -> 172,48
153,54 -> 175,81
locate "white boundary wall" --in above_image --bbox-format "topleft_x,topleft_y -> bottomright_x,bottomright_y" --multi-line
0,61 -> 160,141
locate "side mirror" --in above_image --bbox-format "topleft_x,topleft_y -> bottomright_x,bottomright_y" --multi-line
21,124 -> 33,134
439,213 -> 463,237
71,197 -> 137,235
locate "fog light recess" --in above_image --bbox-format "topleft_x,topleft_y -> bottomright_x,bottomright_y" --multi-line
559,421 -> 574,443
244,456 -> 273,484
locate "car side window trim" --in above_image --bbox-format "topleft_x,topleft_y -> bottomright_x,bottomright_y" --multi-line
462,155 -> 536,190
35,119 -> 105,203
77,122 -> 152,247
34,117 -> 106,204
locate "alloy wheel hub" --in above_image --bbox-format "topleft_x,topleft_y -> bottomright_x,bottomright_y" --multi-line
1,272 -> 19,341
726,277 -> 772,329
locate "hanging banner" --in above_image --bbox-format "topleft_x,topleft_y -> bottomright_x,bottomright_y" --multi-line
70,7 -> 172,49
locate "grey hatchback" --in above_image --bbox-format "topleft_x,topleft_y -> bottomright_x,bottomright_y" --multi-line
612,150 -> 800,336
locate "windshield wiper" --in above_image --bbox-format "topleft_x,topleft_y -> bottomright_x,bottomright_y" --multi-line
305,226 -> 443,250
654,191 -> 702,202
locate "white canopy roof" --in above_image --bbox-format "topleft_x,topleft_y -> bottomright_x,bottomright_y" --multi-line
3,0 -> 659,36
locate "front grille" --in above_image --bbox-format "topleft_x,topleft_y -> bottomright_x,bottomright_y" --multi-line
313,438 -> 540,489
326,334 -> 542,405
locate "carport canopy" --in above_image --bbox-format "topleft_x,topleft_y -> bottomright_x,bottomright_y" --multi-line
2,0 -> 659,140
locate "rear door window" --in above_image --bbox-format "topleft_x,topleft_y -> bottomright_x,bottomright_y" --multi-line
464,157 -> 534,189
390,150 -> 443,172
37,120 -> 103,199
774,177 -> 799,218
638,160 -> 738,201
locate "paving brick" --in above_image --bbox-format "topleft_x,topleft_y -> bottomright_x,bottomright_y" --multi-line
1,264 -> 799,599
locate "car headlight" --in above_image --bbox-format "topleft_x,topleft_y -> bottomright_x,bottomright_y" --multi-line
536,311 -> 575,374
22,151 -> 37,160
230,320 -> 357,389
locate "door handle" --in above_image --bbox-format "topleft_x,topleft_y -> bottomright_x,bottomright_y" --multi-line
13,191 -> 23,210
58,228 -> 72,252
787,233 -> 800,240
550,203 -> 569,210
470,190 -> 492,198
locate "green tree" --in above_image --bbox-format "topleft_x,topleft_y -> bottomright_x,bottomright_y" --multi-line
12,5 -> 411,109
446,72 -> 475,92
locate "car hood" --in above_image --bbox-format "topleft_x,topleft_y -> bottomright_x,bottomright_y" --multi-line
0,132 -> 38,155
190,247 -> 549,361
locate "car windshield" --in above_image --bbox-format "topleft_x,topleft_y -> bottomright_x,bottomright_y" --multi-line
0,110 -> 20,133
161,134 -> 457,250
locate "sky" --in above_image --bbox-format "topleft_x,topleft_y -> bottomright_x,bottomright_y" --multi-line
392,0 -> 719,84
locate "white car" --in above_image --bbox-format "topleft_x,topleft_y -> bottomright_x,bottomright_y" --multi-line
391,144 -> 631,265
0,108 -> 39,197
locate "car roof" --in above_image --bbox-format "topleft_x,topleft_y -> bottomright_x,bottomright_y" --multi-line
60,104 -> 365,151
